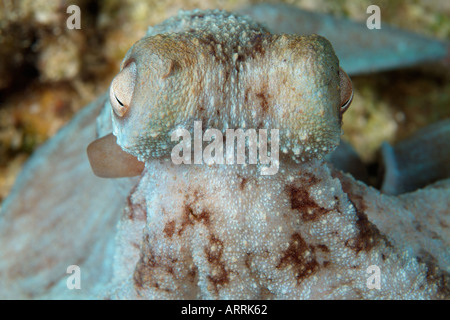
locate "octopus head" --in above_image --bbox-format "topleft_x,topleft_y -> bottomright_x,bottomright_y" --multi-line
87,18 -> 352,178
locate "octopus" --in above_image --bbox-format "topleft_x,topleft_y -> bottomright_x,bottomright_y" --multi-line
0,7 -> 448,300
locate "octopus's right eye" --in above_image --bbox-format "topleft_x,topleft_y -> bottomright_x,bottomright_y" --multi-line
339,67 -> 353,115
110,61 -> 137,117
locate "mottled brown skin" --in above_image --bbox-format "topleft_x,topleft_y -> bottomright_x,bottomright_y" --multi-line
107,156 -> 448,299
0,7 -> 448,301
100,11 -> 448,300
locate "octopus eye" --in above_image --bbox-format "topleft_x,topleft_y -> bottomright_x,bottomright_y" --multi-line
339,67 -> 353,114
114,94 -> 124,107
110,61 -> 137,117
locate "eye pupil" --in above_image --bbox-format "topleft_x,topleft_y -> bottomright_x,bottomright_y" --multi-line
115,94 -> 124,107
340,90 -> 353,114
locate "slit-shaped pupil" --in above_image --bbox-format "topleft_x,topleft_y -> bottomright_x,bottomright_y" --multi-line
115,94 -> 124,107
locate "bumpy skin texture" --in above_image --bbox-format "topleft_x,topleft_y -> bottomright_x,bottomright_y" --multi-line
0,8 -> 448,301
102,10 -> 449,299
111,9 -> 342,162
108,159 -> 449,299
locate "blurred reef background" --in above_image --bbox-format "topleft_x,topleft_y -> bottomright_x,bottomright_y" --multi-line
0,0 -> 449,204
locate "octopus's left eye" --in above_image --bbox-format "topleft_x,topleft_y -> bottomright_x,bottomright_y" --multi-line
339,67 -> 353,115
114,94 -> 124,107
110,61 -> 137,117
